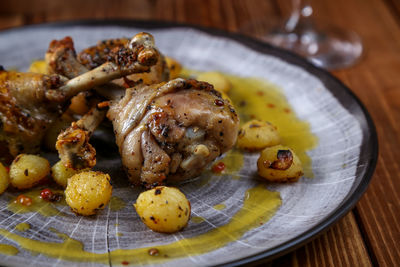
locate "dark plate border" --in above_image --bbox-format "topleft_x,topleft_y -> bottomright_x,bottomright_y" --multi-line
0,19 -> 378,266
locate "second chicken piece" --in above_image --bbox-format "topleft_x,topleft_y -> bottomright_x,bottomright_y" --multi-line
107,78 -> 240,188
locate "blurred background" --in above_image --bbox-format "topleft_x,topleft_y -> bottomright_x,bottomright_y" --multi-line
0,0 -> 343,32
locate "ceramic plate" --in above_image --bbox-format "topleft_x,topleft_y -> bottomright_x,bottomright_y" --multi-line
0,20 -> 377,266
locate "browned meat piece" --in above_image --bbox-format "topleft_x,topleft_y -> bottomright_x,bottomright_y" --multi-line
107,78 -> 240,188
78,36 -> 169,86
56,105 -> 106,170
78,38 -> 129,69
46,36 -> 89,78
0,32 -> 160,156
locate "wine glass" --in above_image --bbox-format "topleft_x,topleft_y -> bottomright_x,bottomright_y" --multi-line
240,0 -> 363,70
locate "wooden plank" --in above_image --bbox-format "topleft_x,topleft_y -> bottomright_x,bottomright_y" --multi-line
270,212 -> 372,267
318,0 -> 400,265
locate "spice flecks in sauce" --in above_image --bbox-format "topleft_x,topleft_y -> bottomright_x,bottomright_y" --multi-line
7,188 -> 66,217
0,228 -> 109,263
0,185 -> 281,264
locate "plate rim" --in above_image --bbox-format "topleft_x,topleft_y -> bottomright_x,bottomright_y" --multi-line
0,19 -> 378,266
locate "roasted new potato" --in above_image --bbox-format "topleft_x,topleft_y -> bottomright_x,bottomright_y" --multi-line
134,186 -> 191,233
237,120 -> 281,151
51,161 -> 82,188
0,163 -> 9,194
197,72 -> 231,93
257,145 -> 303,182
9,154 -> 50,189
165,56 -> 182,79
65,171 -> 112,216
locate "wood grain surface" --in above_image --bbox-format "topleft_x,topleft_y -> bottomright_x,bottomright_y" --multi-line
0,0 -> 398,266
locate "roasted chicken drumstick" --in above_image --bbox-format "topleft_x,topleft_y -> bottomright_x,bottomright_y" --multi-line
0,32 -> 160,156
107,78 -> 240,188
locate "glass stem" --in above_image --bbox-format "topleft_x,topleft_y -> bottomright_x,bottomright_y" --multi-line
285,0 -> 314,32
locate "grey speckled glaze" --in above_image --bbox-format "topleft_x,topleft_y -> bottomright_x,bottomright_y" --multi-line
0,22 -> 377,266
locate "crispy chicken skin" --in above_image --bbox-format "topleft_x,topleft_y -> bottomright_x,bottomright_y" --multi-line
107,78 -> 240,188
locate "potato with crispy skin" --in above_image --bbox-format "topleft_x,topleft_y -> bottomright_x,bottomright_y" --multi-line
0,163 -> 9,194
9,154 -> 50,189
134,186 -> 191,233
237,120 -> 281,151
257,145 -> 303,182
65,171 -> 112,215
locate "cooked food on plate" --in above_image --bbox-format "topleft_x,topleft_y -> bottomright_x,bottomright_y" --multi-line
0,31 -> 305,234
0,32 -> 160,157
134,186 -> 190,233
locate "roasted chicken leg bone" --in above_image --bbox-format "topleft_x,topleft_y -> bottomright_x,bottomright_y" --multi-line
46,32 -> 159,102
107,78 -> 240,188
77,36 -> 169,85
0,32 -> 159,156
56,105 -> 106,170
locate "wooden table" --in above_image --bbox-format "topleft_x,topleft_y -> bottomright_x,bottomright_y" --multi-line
0,0 -> 399,266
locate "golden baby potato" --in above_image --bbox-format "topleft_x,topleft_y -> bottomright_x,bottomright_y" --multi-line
134,186 -> 191,233
28,60 -> 47,74
0,163 -> 10,194
51,161 -> 82,188
237,120 -> 281,151
197,72 -> 231,93
65,171 -> 112,216
257,145 -> 303,182
165,56 -> 182,79
9,154 -> 50,189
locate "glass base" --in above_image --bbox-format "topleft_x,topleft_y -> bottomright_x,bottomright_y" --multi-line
240,20 -> 363,70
